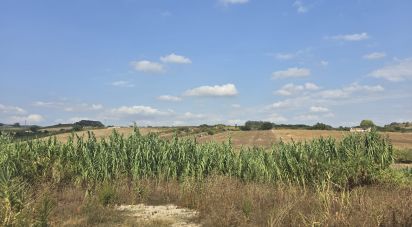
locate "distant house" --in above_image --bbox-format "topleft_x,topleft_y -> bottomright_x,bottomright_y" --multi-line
350,127 -> 371,132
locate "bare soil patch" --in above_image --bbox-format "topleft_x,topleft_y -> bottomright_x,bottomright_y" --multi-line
115,204 -> 200,227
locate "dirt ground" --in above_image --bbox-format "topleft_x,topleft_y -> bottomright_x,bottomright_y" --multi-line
115,204 -> 200,227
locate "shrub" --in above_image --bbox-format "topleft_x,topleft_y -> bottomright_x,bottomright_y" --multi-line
98,184 -> 118,207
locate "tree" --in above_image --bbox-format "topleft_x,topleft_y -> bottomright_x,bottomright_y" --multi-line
260,122 -> 273,130
29,126 -> 40,133
13,123 -> 20,127
240,125 -> 251,131
72,125 -> 83,132
74,120 -> 104,128
360,120 -> 375,129
312,122 -> 332,130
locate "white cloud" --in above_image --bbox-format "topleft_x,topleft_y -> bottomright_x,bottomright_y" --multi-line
131,60 -> 164,73
0,104 -> 26,114
265,113 -> 287,122
111,80 -> 135,87
295,112 -> 334,122
304,82 -> 319,90
268,83 -> 384,113
275,53 -> 295,60
293,1 -> 308,13
276,82 -> 319,96
318,83 -> 384,99
111,105 -> 167,116
91,104 -> 103,110
320,60 -> 329,66
363,52 -> 386,60
68,117 -> 90,123
160,53 -> 192,64
32,101 -> 61,107
179,112 -> 206,120
26,114 -> 44,123
310,106 -> 329,113
33,101 -> 103,112
267,97 -> 308,109
295,114 -> 319,121
318,89 -> 348,99
272,67 -> 311,79
219,0 -> 249,5
331,32 -> 369,41
184,84 -> 238,97
157,95 -> 182,102
226,119 -> 244,125
231,104 -> 241,108
9,114 -> 44,124
370,58 -> 412,81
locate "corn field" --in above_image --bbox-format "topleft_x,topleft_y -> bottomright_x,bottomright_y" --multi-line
0,128 -> 393,189
0,128 -> 396,225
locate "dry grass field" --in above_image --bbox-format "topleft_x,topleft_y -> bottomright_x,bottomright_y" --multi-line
50,127 -> 412,151
197,129 -> 412,150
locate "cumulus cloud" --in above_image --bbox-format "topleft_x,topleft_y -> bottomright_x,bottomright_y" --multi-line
293,1 -> 308,13
276,82 -> 319,96
68,117 -> 90,123
318,83 -> 384,99
0,104 -> 26,114
267,97 -> 308,109
295,112 -> 334,122
184,84 -> 238,97
370,58 -> 412,81
9,114 -> 44,124
295,114 -> 319,121
219,0 -> 249,5
32,101 -> 61,107
111,105 -> 167,116
268,83 -> 384,112
179,112 -> 206,120
265,113 -> 287,122
131,60 -> 164,73
275,53 -> 295,60
310,106 -> 329,113
363,52 -> 386,60
64,103 -> 104,112
157,95 -> 182,102
272,67 -> 311,79
160,53 -> 192,64
111,80 -> 135,87
320,60 -> 329,66
90,104 -> 103,110
331,32 -> 369,41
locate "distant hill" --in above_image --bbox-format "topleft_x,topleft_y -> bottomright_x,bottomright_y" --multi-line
44,120 -> 105,129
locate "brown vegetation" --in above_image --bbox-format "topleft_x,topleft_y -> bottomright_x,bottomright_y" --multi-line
30,177 -> 412,226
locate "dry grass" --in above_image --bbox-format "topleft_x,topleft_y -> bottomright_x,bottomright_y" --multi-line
197,129 -> 412,150
37,177 -> 412,227
44,127 -> 412,150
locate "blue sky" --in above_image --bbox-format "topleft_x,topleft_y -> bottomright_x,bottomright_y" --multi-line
1,0 -> 412,127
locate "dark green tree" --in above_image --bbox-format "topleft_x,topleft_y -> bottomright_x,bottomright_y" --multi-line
360,120 -> 375,129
